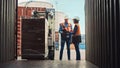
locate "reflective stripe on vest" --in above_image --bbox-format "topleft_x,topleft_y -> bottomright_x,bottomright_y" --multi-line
60,23 -> 72,32
75,24 -> 81,36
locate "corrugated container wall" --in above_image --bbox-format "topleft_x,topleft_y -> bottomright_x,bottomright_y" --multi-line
85,0 -> 120,68
0,0 -> 17,62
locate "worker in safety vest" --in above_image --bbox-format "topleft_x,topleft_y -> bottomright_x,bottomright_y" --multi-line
59,16 -> 72,60
72,16 -> 81,60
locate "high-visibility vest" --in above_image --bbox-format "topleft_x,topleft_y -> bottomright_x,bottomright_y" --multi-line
75,24 -> 81,36
60,23 -> 72,32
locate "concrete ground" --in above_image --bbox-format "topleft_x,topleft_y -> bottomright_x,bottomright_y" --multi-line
0,49 -> 98,68
55,49 -> 85,60
0,60 -> 98,68
55,43 -> 85,60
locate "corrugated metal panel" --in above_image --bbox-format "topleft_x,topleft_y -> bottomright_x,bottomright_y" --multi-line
118,0 -> 120,66
109,0 -> 113,67
106,0 -> 111,67
85,0 -> 120,68
0,0 -> 1,62
115,0 -> 120,67
0,0 -> 17,62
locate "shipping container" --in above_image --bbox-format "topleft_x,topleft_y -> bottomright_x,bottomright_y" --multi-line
0,0 -> 17,62
85,0 -> 120,68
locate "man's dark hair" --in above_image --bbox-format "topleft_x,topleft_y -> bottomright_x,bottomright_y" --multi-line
73,19 -> 79,23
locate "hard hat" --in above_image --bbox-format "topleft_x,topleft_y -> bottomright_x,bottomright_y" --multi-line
64,16 -> 69,19
73,16 -> 80,21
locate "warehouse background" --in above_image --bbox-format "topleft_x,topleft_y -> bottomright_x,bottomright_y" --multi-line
17,1 -> 67,56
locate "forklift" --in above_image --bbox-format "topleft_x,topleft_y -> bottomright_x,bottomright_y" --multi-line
21,8 -> 55,60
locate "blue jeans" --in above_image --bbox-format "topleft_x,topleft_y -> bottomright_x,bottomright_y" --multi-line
59,38 -> 71,60
55,42 -> 59,50
73,42 -> 81,60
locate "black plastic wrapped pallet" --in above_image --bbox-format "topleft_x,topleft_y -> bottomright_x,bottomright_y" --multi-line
0,0 -> 17,62
21,19 -> 48,60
